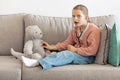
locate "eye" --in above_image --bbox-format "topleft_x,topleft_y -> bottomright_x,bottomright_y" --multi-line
72,15 -> 75,18
77,15 -> 81,18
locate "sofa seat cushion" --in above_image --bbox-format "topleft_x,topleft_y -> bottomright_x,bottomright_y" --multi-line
22,64 -> 120,80
0,56 -> 22,80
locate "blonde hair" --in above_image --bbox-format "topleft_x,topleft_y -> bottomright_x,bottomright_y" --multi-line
73,4 -> 88,16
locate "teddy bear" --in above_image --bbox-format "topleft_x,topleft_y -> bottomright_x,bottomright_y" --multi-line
11,25 -> 48,60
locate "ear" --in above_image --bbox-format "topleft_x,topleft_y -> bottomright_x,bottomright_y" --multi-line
85,16 -> 89,22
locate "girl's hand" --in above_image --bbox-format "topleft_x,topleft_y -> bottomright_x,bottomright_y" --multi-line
67,45 -> 77,52
42,41 -> 51,49
42,41 -> 57,50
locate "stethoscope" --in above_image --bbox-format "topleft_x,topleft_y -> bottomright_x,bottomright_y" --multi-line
76,29 -> 83,47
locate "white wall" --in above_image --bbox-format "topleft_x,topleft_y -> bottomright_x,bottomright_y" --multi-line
0,0 -> 120,18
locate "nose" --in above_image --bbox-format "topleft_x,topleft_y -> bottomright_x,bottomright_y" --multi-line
73,17 -> 78,22
74,16 -> 78,20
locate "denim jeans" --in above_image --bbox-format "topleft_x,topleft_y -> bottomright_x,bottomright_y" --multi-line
38,50 -> 95,70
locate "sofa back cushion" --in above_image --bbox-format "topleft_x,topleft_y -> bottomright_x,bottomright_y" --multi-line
0,14 -> 24,56
24,14 -> 73,45
90,15 -> 115,28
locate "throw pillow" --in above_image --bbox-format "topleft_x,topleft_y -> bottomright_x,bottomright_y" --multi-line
108,22 -> 120,67
94,24 -> 108,64
103,24 -> 111,64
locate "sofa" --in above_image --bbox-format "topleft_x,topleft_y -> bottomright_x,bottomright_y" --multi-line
0,13 -> 120,80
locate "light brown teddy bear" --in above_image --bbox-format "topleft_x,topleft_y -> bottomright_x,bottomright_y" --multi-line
11,25 -> 48,60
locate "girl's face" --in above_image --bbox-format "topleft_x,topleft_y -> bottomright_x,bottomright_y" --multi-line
72,9 -> 88,27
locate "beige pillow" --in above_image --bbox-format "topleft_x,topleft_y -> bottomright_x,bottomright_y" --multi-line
94,24 -> 110,64
103,24 -> 111,64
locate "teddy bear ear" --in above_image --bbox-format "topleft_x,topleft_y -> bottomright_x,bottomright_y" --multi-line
26,26 -> 31,32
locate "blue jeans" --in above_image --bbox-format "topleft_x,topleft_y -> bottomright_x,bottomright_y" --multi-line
38,50 -> 95,70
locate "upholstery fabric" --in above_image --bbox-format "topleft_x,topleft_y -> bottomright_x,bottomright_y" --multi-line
95,24 -> 111,64
0,14 -> 24,55
90,15 -> 115,28
0,56 -> 21,80
108,22 -> 120,66
103,24 -> 111,64
24,14 -> 73,45
22,64 -> 120,80
94,24 -> 108,64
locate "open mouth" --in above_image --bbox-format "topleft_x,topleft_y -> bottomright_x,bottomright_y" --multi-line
74,22 -> 79,26
74,22 -> 78,24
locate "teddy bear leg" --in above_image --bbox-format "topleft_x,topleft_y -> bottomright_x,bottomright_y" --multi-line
32,53 -> 42,60
11,48 -> 25,60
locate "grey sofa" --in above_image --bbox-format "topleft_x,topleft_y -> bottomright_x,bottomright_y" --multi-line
0,14 -> 120,80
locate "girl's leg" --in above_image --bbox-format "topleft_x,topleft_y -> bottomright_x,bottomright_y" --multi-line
71,52 -> 95,64
39,50 -> 95,70
22,50 -> 95,69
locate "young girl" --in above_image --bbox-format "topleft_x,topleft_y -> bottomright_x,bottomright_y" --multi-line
22,4 -> 101,70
